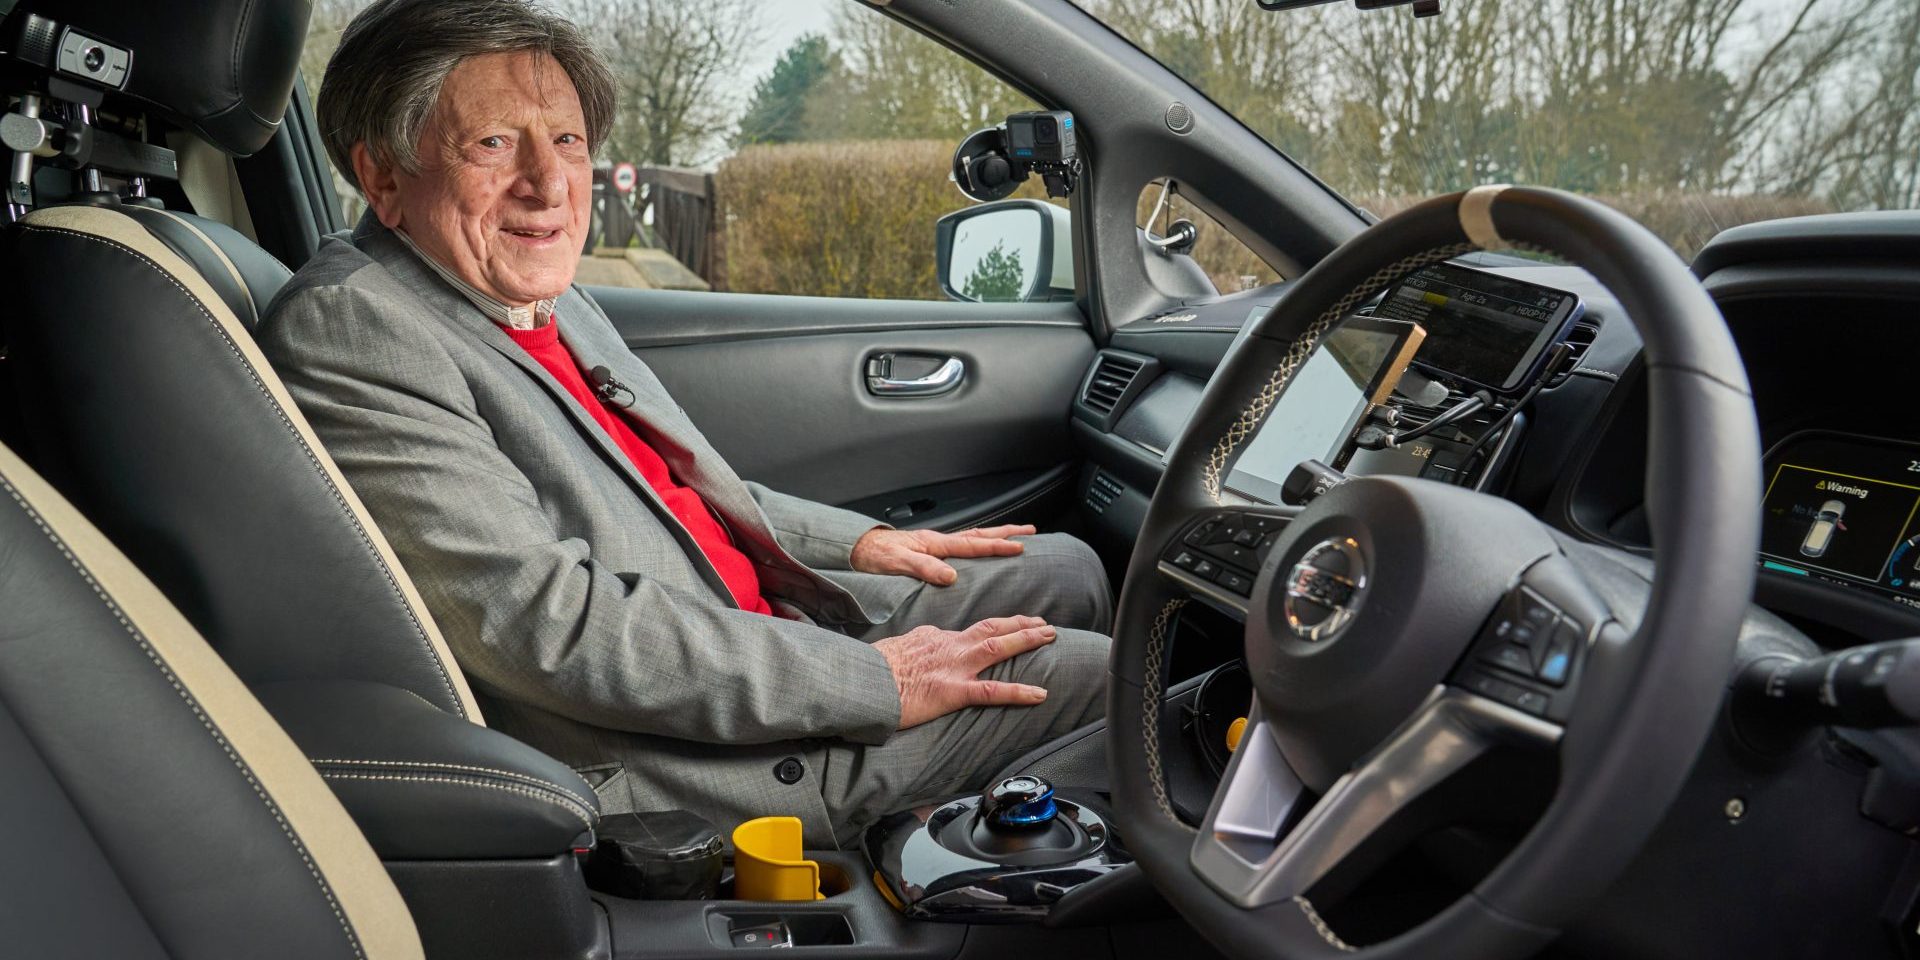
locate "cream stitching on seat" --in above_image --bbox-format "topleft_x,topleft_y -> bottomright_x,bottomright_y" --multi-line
19,222 -> 472,719
310,759 -> 594,813
317,772 -> 595,832
0,476 -> 369,960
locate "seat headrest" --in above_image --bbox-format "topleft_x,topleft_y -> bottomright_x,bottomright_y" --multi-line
8,0 -> 312,156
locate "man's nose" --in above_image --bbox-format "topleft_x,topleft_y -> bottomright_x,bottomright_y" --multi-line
514,141 -> 568,206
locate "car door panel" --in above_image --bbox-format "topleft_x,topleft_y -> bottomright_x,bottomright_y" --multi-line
589,288 -> 1094,515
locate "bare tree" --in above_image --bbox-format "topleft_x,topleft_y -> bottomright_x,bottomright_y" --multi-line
799,6 -> 1034,142
560,0 -> 763,167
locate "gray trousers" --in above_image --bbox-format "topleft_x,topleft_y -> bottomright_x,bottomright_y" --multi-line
815,533 -> 1113,846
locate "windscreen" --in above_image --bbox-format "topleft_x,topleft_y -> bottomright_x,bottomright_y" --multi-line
1082,1 -> 1920,263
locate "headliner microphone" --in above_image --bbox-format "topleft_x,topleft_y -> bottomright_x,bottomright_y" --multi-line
589,365 -> 634,406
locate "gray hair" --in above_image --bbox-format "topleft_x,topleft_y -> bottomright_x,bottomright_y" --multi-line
318,0 -> 616,191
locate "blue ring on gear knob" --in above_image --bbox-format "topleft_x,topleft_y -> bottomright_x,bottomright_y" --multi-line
986,775 -> 1058,827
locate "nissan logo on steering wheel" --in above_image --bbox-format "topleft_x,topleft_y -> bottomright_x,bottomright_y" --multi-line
1284,538 -> 1368,642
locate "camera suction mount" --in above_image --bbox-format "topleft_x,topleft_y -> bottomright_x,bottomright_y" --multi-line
950,110 -> 1080,203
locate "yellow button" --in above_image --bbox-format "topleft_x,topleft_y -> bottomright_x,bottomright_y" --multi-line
1226,717 -> 1248,754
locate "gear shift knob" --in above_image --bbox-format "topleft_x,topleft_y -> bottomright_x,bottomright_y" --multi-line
983,775 -> 1058,829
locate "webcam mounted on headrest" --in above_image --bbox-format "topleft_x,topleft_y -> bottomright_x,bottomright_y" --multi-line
0,0 -> 310,219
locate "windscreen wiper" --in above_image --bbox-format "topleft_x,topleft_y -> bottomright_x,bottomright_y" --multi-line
1256,0 -> 1442,18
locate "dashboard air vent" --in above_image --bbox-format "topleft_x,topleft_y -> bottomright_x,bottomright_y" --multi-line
1082,353 -> 1146,416
1547,321 -> 1602,386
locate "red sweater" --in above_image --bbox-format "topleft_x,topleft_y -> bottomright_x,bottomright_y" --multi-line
502,321 -> 774,616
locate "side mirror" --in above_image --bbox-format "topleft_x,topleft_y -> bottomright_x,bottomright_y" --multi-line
935,200 -> 1074,303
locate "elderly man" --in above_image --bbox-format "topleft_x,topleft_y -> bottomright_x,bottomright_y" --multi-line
258,0 -> 1111,846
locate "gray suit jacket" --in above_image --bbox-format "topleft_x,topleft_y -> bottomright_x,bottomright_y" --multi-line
258,216 -> 924,825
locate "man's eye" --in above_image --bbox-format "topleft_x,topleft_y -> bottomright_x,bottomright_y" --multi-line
556,133 -> 581,146
479,136 -> 505,149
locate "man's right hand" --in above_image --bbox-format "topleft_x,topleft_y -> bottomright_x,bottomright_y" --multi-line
874,616 -> 1057,730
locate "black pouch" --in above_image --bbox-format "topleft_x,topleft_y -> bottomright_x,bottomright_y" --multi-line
585,810 -> 724,900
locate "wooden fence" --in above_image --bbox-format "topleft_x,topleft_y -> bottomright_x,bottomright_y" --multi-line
634,166 -> 722,289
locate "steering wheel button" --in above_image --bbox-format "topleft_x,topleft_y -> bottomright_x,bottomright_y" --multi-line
1463,671 -> 1515,701
1171,550 -> 1199,570
1538,623 -> 1581,686
1520,598 -> 1559,630
1510,689 -> 1550,715
1192,560 -> 1220,580
1245,516 -> 1283,537
1218,571 -> 1252,595
1481,643 -> 1537,675
1232,529 -> 1260,547
1538,651 -> 1571,686
1212,543 -> 1258,568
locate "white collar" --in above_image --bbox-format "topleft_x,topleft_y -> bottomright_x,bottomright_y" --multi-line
394,229 -> 557,330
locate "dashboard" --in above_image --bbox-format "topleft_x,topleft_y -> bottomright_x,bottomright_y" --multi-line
1063,209 -> 1920,960
1071,216 -> 1920,645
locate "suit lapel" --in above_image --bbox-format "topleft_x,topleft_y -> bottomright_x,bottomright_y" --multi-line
354,217 -> 867,623
552,302 -> 817,583
357,224 -> 743,608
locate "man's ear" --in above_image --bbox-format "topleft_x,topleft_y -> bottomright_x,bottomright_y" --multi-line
351,142 -> 404,229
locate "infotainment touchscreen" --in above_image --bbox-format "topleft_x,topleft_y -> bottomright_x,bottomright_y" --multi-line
1224,316 -> 1424,505
1757,431 -> 1920,611
1373,263 -> 1582,393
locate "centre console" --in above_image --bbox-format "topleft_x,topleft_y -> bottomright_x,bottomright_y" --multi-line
862,775 -> 1129,921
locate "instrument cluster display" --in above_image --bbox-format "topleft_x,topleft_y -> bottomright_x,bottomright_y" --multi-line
1759,431 -> 1920,611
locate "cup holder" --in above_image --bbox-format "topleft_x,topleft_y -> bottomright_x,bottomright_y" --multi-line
816,862 -> 852,898
718,860 -> 851,901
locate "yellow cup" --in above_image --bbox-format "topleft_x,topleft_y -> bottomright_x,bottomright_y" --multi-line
731,816 -> 822,902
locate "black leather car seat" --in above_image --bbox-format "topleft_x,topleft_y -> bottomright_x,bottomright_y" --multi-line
8,202 -> 486,721
0,5 -> 610,952
0,439 -> 425,959
1,0 -> 484,723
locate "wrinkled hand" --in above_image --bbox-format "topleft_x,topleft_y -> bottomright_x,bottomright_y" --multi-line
874,616 -> 1056,729
850,525 -> 1037,586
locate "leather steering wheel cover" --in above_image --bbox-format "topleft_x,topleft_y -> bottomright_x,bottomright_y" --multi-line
1106,187 -> 1760,958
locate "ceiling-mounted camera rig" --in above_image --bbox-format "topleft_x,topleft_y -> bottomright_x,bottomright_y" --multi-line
1255,0 -> 1443,18
0,10 -> 175,221
951,110 -> 1081,203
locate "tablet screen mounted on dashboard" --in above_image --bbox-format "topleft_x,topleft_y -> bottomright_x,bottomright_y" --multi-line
1224,316 -> 1425,505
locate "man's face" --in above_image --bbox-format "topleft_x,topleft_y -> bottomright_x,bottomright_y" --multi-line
367,51 -> 592,307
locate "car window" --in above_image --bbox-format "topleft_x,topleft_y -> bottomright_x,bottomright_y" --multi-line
300,0 -> 1062,302
1086,0 -> 1920,260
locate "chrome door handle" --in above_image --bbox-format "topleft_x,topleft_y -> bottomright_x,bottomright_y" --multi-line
866,354 -> 965,398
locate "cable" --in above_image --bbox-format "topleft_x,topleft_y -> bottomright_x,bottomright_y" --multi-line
1357,389 -> 1491,450
1459,342 -> 1576,480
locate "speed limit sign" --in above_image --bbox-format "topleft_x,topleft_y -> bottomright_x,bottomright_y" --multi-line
612,163 -> 637,194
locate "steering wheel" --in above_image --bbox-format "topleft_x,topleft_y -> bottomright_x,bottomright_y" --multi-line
1108,186 -> 1762,959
